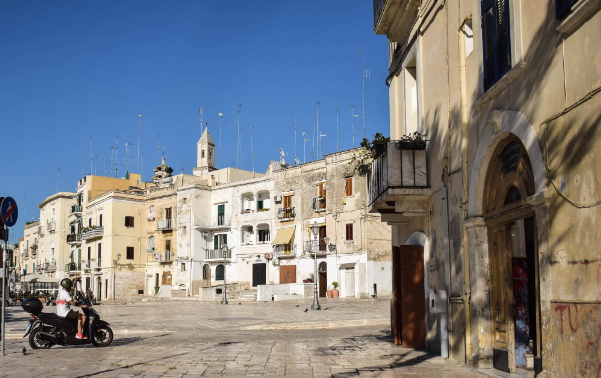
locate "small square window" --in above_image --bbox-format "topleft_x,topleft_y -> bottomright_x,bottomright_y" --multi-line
125,216 -> 135,227
181,263 -> 186,272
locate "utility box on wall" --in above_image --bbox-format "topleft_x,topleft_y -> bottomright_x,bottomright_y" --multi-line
429,288 -> 447,313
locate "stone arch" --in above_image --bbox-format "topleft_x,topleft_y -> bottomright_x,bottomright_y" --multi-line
468,110 -> 546,217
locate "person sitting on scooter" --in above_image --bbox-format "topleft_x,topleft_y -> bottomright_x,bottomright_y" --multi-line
56,278 -> 88,340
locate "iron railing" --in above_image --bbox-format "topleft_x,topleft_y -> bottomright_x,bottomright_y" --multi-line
367,140 -> 429,206
274,244 -> 297,259
156,251 -> 173,262
303,240 -> 328,255
194,215 -> 231,228
82,226 -> 104,240
67,233 -> 82,244
205,249 -> 231,261
277,207 -> 296,220
47,221 -> 56,232
157,218 -> 173,231
312,197 -> 326,212
373,0 -> 388,30
71,205 -> 82,215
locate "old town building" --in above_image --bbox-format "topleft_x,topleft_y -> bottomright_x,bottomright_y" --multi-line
371,0 -> 601,376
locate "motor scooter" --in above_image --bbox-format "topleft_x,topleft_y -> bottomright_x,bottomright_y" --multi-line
22,291 -> 113,349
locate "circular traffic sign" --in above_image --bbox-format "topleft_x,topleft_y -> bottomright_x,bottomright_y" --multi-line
0,197 -> 18,227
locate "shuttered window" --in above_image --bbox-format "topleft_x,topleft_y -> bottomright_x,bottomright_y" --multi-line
345,223 -> 354,241
318,182 -> 326,197
556,0 -> 579,19
481,0 -> 511,90
283,195 -> 292,208
345,177 -> 353,197
125,216 -> 135,227
216,264 -> 225,280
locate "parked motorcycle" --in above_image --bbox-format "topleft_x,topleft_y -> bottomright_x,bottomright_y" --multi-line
44,291 -> 56,306
21,291 -> 113,349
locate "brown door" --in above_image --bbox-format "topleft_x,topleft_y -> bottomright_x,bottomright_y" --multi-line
202,265 -> 211,287
489,224 -> 516,372
280,265 -> 296,284
318,272 -> 327,297
392,245 -> 425,348
161,271 -> 172,285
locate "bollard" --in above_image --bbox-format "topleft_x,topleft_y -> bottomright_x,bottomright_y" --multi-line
373,283 -> 378,299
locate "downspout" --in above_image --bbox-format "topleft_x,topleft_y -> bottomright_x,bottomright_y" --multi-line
458,11 -> 473,362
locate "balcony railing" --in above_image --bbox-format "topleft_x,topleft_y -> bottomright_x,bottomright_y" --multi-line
82,226 -> 104,240
205,249 -> 231,261
157,218 -> 173,231
71,205 -> 82,216
312,197 -> 326,212
274,244 -> 297,259
47,221 -> 56,232
303,240 -> 328,255
82,260 -> 90,270
156,251 -> 174,262
194,216 -> 231,229
367,140 -> 428,206
66,262 -> 81,273
67,233 -> 82,244
373,0 -> 387,30
277,207 -> 296,220
30,245 -> 38,256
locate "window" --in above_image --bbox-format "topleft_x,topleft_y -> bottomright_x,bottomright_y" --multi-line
181,263 -> 186,272
346,223 -> 354,241
318,226 -> 327,251
98,243 -> 102,261
203,264 -> 210,279
344,177 -> 353,197
283,195 -> 292,208
166,240 -> 171,251
165,207 -> 172,220
557,0 -> 579,19
99,214 -> 103,227
214,234 -> 227,249
201,150 -> 205,158
258,229 -> 270,243
125,216 -> 135,227
126,246 -> 134,260
217,204 -> 225,225
216,264 -> 225,280
403,55 -> 419,135
257,200 -> 264,210
88,217 -> 92,227
88,246 -> 91,261
318,182 -> 326,197
182,226 -> 187,236
481,0 -> 511,90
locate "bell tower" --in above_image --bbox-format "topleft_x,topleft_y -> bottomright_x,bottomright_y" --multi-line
197,128 -> 215,173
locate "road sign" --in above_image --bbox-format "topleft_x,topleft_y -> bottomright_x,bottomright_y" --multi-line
0,197 -> 18,228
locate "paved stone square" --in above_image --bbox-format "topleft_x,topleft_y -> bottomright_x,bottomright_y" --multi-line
0,299 -> 486,377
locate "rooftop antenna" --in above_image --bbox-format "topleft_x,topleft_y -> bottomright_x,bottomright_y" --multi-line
110,147 -> 114,176
95,154 -> 98,175
320,132 -> 327,158
294,110 -> 300,164
316,101 -> 321,158
218,113 -> 224,168
351,105 -> 358,147
104,152 -> 107,176
336,109 -> 340,152
249,124 -> 256,177
115,137 -> 119,178
236,105 -> 242,168
279,148 -> 287,166
55,169 -> 60,193
312,121 -> 316,161
89,138 -> 93,175
302,132 -> 309,164
81,157 -> 84,178
360,45 -> 369,139
140,151 -> 144,181
157,133 -> 161,165
124,142 -> 132,174
137,115 -> 143,173
199,107 -> 204,136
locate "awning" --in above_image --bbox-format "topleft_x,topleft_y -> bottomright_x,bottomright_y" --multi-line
272,227 -> 295,245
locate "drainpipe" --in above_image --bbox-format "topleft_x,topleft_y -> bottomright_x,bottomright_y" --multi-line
442,184 -> 452,359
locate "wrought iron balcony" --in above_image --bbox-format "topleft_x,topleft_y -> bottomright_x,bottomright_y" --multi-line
30,245 -> 38,256
312,197 -> 326,212
274,244 -> 297,259
71,205 -> 82,216
66,262 -> 80,273
67,233 -> 82,244
156,218 -> 173,231
155,251 -> 174,262
47,221 -> 56,233
277,207 -> 296,221
82,226 -> 103,240
205,248 -> 231,261
303,241 -> 328,256
194,215 -> 231,229
367,140 -> 429,208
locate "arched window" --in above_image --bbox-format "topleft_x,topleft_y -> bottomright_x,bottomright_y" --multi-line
318,262 -> 327,272
216,265 -> 225,281
202,264 -> 211,280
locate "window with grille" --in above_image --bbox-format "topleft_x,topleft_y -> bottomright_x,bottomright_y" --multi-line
125,216 -> 134,227
126,246 -> 134,260
345,223 -> 354,241
481,0 -> 511,90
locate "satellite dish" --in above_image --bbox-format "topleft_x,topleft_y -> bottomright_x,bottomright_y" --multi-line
279,148 -> 286,165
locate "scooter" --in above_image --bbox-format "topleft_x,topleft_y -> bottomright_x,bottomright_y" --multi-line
21,291 -> 113,349
45,291 -> 56,306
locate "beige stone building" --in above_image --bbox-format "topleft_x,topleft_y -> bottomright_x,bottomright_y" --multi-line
21,221 -> 39,276
371,0 -> 601,376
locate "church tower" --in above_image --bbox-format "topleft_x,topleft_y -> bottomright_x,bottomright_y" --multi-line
197,128 -> 215,174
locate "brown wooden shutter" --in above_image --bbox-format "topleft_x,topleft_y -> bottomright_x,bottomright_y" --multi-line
346,224 -> 353,240
345,178 -> 353,196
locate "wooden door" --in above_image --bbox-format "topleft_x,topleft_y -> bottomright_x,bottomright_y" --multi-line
345,268 -> 355,297
202,265 -> 211,287
280,265 -> 296,284
252,263 -> 266,287
161,271 -> 172,285
489,225 -> 515,372
318,272 -> 327,297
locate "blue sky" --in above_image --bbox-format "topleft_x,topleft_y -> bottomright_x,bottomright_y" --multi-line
0,1 -> 389,242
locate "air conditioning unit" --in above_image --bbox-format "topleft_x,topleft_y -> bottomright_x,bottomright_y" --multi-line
274,195 -> 282,203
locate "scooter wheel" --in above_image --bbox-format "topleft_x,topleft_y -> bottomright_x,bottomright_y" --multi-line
28,328 -> 53,349
92,325 -> 113,347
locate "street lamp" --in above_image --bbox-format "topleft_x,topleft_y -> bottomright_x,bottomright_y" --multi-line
221,245 -> 228,305
311,223 -> 321,310
112,253 -> 121,301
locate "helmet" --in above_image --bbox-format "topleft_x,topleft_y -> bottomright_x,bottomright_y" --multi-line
60,278 -> 73,290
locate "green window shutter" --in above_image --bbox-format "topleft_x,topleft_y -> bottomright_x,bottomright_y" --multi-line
223,234 -> 227,246
214,235 -> 219,249
33,263 -> 35,273
257,201 -> 263,210
218,204 -> 225,216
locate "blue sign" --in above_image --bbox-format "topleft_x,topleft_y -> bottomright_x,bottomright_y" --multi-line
0,197 -> 18,227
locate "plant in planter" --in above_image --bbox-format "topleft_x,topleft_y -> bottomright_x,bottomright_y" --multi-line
331,281 -> 339,298
349,133 -> 390,175
396,131 -> 427,150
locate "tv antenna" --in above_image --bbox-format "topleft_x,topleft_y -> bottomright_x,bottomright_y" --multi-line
316,101 -> 321,158
104,152 -> 107,175
351,105 -> 358,147
137,115 -> 143,173
279,148 -> 287,166
55,169 -> 60,193
115,137 -> 119,178
249,124 -> 256,177
294,110 -> 301,164
360,45 -> 369,139
218,113 -> 224,168
124,142 -> 133,174
89,138 -> 93,175
157,133 -> 161,165
336,109 -> 340,152
302,132 -> 309,164
199,107 -> 205,136
236,105 -> 242,168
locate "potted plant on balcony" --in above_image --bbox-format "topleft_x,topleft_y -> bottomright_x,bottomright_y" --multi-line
396,131 -> 427,150
349,133 -> 389,176
331,281 -> 339,298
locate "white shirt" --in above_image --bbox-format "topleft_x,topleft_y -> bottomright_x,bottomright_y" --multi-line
56,289 -> 72,317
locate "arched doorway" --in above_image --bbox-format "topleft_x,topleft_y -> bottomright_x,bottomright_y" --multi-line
318,262 -> 327,297
202,264 -> 211,287
483,137 -> 540,373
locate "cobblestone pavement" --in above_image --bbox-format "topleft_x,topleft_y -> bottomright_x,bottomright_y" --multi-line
0,299 -> 486,377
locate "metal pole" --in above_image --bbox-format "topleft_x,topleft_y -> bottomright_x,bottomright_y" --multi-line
311,237 -> 320,310
221,251 -> 228,305
2,226 -> 8,356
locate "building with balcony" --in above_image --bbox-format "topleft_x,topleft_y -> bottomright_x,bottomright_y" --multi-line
370,0 -> 601,376
21,221 -> 39,276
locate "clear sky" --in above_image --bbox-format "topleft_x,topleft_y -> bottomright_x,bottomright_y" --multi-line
0,1 -> 390,242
